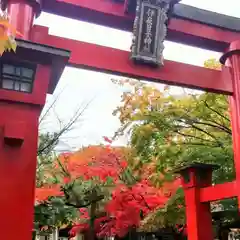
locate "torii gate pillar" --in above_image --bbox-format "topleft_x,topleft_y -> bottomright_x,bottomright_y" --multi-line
221,40 -> 240,208
0,1 -> 69,240
175,41 -> 240,240
176,41 -> 240,240
1,0 -> 41,40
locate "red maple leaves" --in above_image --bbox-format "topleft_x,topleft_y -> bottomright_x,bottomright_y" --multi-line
35,184 -> 63,202
69,177 -> 180,238
101,178 -> 179,237
35,137 -> 180,238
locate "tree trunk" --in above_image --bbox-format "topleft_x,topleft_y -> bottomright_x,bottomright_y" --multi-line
32,231 -> 36,240
89,202 -> 97,240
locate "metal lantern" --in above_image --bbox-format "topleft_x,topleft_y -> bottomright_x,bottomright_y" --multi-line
131,0 -> 180,67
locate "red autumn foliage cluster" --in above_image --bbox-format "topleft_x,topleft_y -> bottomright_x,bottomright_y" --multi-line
54,140 -> 128,183
35,140 -> 127,202
35,136 -> 181,238
69,177 -> 180,238
35,184 -> 63,202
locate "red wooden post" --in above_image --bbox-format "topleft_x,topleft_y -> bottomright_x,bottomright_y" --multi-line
0,2 -> 69,240
176,163 -> 218,240
0,64 -> 51,240
5,0 -> 41,40
221,40 -> 240,209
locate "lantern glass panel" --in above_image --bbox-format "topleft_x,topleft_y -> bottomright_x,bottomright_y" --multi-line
196,170 -> 209,184
0,63 -> 36,93
182,171 -> 190,184
2,79 -> 14,90
22,68 -> 34,79
2,65 -> 14,75
20,82 -> 31,92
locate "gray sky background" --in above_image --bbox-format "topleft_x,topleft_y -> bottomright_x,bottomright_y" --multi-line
35,0 -> 240,152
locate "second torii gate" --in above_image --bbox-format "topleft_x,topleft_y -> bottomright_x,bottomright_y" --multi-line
1,0 -> 240,240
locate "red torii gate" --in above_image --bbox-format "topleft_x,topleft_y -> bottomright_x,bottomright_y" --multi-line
0,0 -> 240,240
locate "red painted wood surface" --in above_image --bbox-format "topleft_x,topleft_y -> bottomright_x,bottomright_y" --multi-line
184,189 -> 213,240
42,0 -> 240,51
30,25 -> 233,94
0,65 -> 50,106
181,168 -> 214,240
0,65 -> 51,240
4,120 -> 26,146
57,0 -> 130,17
7,0 -> 36,40
227,41 -> 240,209
200,181 -> 237,202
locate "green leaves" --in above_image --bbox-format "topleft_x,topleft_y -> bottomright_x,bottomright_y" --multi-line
34,197 -> 78,233
115,82 -> 232,181
112,60 -> 234,229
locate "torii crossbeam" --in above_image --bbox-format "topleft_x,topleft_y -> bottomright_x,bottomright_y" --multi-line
0,0 -> 240,240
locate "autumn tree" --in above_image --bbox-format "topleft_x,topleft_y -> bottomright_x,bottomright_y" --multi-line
113,59 -> 232,182
35,144 -> 129,238
66,144 -> 179,239
111,58 -> 235,230
34,94 -> 93,237
35,142 -> 180,239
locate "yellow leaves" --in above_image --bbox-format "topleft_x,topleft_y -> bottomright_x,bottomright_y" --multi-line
117,84 -> 164,124
111,78 -> 144,88
0,13 -> 19,56
8,37 -> 17,51
0,37 -> 17,55
115,58 -> 223,131
204,58 -> 221,70
0,41 -> 5,55
140,124 -> 156,137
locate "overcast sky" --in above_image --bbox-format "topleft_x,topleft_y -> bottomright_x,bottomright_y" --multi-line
35,0 -> 240,152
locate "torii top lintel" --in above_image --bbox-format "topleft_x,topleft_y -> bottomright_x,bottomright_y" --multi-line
41,0 -> 240,52
1,0 -> 239,94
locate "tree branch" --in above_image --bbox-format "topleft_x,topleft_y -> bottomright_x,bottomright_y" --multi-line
204,101 -> 230,122
38,99 -> 93,156
193,120 -> 231,135
180,119 -> 232,135
173,130 -> 219,146
176,120 -> 224,147
65,202 -> 91,208
191,124 -> 224,148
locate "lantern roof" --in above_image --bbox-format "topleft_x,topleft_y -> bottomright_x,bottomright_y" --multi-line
11,39 -> 70,94
173,162 -> 220,174
1,39 -> 70,94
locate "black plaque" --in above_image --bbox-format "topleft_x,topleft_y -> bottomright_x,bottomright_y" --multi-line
139,6 -> 158,55
131,0 -> 180,67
